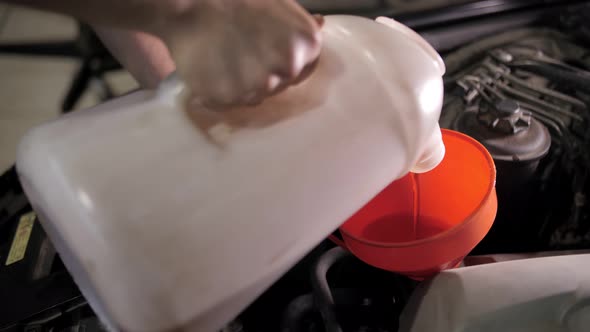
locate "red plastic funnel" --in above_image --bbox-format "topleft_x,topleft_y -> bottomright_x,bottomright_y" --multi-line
331,129 -> 497,279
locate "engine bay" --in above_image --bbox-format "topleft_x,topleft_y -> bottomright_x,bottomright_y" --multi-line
442,27 -> 590,254
1,1 -> 590,331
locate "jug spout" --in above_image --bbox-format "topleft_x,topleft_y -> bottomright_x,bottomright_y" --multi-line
411,124 -> 445,173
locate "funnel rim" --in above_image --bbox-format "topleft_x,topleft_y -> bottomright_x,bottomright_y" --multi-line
340,129 -> 496,248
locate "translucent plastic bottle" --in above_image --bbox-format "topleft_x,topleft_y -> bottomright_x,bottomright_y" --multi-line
400,254 -> 590,332
16,15 -> 445,332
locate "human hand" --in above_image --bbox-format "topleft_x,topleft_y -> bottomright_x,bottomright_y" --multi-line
152,0 -> 323,109
93,27 -> 176,89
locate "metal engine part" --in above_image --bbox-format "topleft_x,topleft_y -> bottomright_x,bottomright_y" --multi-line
441,28 -> 590,253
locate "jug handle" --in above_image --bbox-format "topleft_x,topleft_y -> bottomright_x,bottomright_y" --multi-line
328,231 -> 349,250
375,16 -> 446,76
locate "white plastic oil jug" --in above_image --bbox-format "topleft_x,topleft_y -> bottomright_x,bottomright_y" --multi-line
16,15 -> 445,332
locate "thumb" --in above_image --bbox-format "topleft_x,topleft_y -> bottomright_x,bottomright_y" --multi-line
313,14 -> 325,27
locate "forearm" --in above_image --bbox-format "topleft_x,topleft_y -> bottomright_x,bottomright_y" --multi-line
6,0 -> 179,88
93,27 -> 175,89
3,0 -> 190,33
